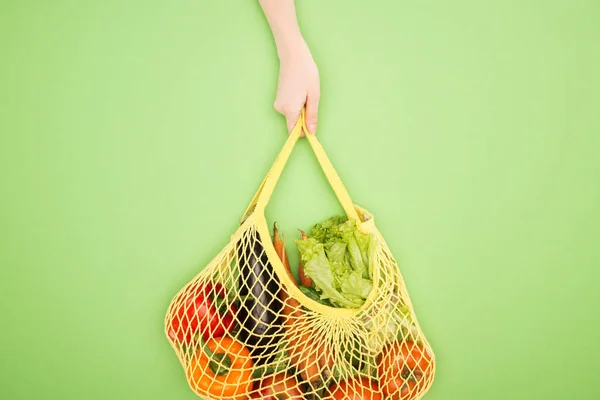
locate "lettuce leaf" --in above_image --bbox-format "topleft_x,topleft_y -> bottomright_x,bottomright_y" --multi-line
296,216 -> 377,308
296,237 -> 361,308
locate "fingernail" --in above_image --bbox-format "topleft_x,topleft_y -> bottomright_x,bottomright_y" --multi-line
308,124 -> 316,133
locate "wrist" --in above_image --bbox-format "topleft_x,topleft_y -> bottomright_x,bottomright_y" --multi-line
276,34 -> 310,62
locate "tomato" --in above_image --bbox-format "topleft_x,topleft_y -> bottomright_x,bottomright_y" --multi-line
327,377 -> 383,400
167,282 -> 237,343
254,373 -> 304,400
186,336 -> 253,400
377,341 -> 434,400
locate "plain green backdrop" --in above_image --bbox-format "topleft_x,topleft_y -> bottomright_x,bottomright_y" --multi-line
1,0 -> 600,399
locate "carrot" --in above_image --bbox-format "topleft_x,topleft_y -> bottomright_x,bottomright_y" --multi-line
297,338 -> 334,384
274,223 -> 296,284
273,222 -> 284,262
319,341 -> 334,377
274,226 -> 330,388
273,222 -> 302,321
298,230 -> 314,287
299,229 -> 308,240
298,342 -> 321,383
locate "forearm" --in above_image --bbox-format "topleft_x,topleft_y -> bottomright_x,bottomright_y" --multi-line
258,0 -> 308,60
259,0 -> 320,133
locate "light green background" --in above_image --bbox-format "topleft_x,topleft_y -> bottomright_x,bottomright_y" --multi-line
1,1 -> 600,399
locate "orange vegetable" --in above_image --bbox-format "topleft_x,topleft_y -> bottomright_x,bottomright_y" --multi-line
254,372 -> 304,400
274,222 -> 303,325
186,336 -> 253,400
298,229 -> 313,287
377,341 -> 434,400
327,377 -> 383,400
272,229 -> 331,388
294,337 -> 333,386
274,223 -> 296,284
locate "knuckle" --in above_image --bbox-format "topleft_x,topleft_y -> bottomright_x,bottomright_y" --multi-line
273,101 -> 283,113
282,104 -> 298,116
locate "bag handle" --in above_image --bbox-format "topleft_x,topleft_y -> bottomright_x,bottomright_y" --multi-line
242,109 -> 360,222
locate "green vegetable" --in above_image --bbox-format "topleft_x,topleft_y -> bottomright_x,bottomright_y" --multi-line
298,285 -> 332,306
296,216 -> 377,308
362,298 -> 420,354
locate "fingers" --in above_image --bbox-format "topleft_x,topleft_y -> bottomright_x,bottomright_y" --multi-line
305,90 -> 320,134
274,100 -> 303,135
274,93 -> 319,136
285,108 -> 303,134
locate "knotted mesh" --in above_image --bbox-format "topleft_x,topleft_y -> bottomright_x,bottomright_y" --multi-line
165,211 -> 435,400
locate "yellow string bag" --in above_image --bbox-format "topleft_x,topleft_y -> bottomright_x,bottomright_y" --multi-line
164,111 -> 436,400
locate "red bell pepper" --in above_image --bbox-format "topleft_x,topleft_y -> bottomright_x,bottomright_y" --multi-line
168,282 -> 237,343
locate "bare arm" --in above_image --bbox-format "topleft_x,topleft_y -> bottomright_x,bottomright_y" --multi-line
259,0 -> 320,134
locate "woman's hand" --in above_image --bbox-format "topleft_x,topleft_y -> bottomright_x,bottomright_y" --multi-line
259,0 -> 320,135
274,40 -> 320,135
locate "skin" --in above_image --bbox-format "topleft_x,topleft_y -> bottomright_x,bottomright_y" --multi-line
259,0 -> 320,134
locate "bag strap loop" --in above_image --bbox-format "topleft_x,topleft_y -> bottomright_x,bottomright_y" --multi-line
242,109 -> 360,222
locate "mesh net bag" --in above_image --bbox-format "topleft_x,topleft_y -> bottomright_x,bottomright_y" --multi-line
164,112 -> 435,400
